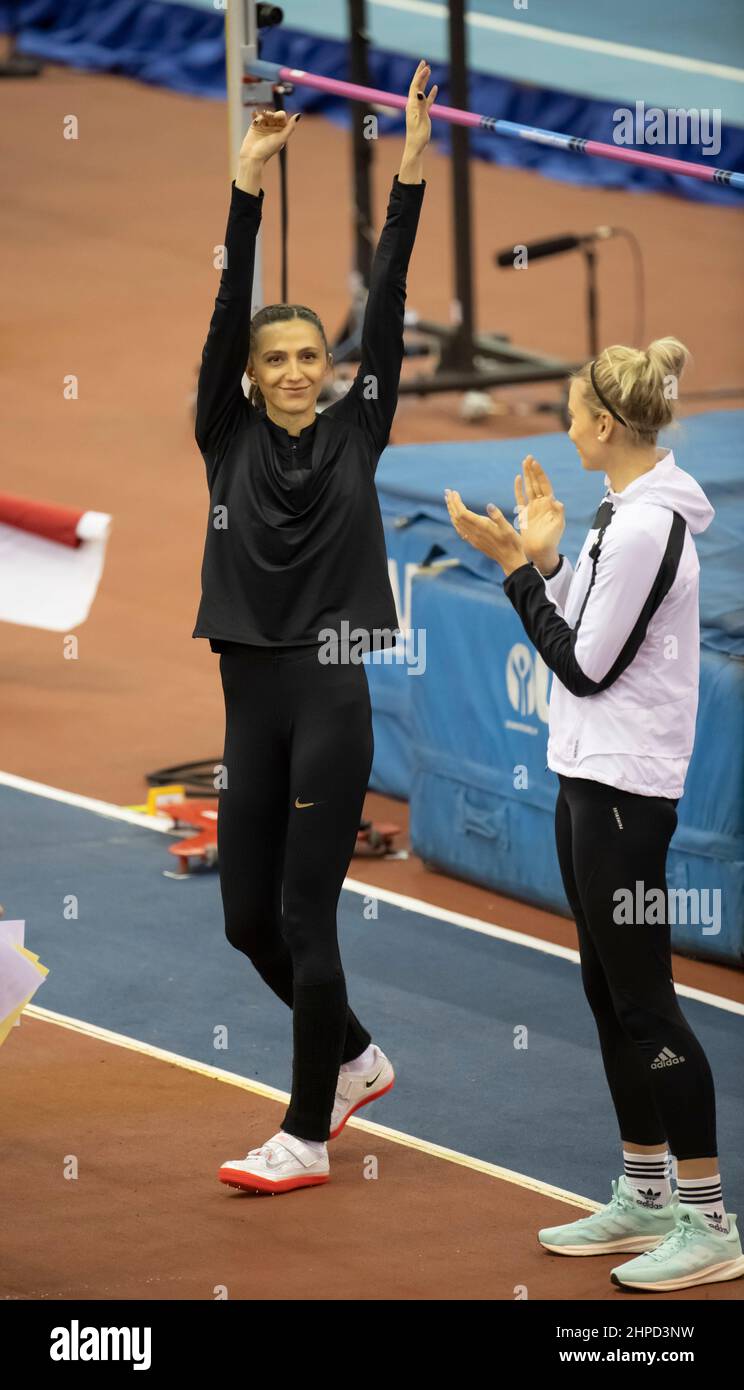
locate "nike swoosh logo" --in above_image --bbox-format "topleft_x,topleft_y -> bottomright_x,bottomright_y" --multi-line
365,1069 -> 384,1089
295,798 -> 315,808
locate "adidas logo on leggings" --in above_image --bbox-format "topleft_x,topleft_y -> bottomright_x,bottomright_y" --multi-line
651,1046 -> 686,1069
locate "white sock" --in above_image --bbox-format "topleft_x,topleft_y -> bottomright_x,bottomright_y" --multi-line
340,1042 -> 377,1074
277,1130 -> 326,1158
677,1173 -> 729,1234
623,1148 -> 673,1209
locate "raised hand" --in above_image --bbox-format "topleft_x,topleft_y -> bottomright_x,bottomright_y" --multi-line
239,108 -> 301,168
514,455 -> 565,573
404,60 -> 438,156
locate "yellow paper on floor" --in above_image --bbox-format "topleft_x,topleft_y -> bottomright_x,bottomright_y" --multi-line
0,920 -> 49,1047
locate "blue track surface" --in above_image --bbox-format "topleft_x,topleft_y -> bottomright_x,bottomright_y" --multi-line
3,781 -> 742,1211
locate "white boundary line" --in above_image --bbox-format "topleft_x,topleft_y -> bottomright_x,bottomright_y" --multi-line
341,878 -> 744,1018
24,1003 -> 599,1213
373,0 -> 744,84
0,770 -> 174,832
2,768 -> 742,1016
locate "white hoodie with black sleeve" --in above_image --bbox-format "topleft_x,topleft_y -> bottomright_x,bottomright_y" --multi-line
502,449 -> 715,799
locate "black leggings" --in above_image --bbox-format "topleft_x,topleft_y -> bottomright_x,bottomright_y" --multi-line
217,644 -> 373,1141
555,774 -> 717,1161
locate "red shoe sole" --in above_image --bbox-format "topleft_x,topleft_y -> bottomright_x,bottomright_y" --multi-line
218,1167 -> 330,1194
329,1075 -> 395,1140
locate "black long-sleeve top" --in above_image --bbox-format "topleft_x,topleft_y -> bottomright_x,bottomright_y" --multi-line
192,175 -> 426,650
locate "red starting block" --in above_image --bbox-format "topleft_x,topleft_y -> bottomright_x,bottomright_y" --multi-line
165,801 -> 400,874
166,799 -> 218,874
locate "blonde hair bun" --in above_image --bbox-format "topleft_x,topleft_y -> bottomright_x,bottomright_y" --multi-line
574,336 -> 691,444
645,336 -> 691,383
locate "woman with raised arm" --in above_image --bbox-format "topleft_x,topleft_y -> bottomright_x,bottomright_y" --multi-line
446,344 -> 744,1293
193,64 -> 434,1196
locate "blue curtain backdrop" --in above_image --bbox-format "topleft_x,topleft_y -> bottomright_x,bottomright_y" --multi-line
2,0 -> 743,203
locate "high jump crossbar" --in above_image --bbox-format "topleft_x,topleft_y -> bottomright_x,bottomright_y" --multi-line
243,58 -> 744,192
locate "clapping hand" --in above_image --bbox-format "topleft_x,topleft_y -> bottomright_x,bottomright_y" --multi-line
514,456 -> 565,573
445,489 -> 528,577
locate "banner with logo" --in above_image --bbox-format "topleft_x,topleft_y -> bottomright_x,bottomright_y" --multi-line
408,564 -> 563,908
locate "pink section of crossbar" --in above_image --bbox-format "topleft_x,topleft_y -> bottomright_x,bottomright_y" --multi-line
243,61 -> 741,189
250,64 -> 481,127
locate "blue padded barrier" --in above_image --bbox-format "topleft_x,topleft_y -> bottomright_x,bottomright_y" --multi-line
367,514 -> 449,797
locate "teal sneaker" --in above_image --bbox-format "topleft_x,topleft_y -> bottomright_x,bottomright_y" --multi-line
538,1176 -> 678,1256
611,1206 -> 744,1291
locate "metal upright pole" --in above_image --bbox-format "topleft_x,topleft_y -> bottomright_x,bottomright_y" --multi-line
226,0 -> 275,313
441,0 -> 475,372
328,0 -> 375,367
348,0 -> 374,290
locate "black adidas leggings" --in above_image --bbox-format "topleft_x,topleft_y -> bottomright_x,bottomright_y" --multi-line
217,644 -> 373,1141
555,774 -> 718,1161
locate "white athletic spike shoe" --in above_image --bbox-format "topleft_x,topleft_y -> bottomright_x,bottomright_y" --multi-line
329,1045 -> 395,1140
218,1131 -> 330,1194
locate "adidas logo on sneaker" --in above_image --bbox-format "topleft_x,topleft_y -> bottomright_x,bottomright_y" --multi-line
651,1047 -> 685,1069
681,1208 -> 729,1235
637,1187 -> 664,1209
